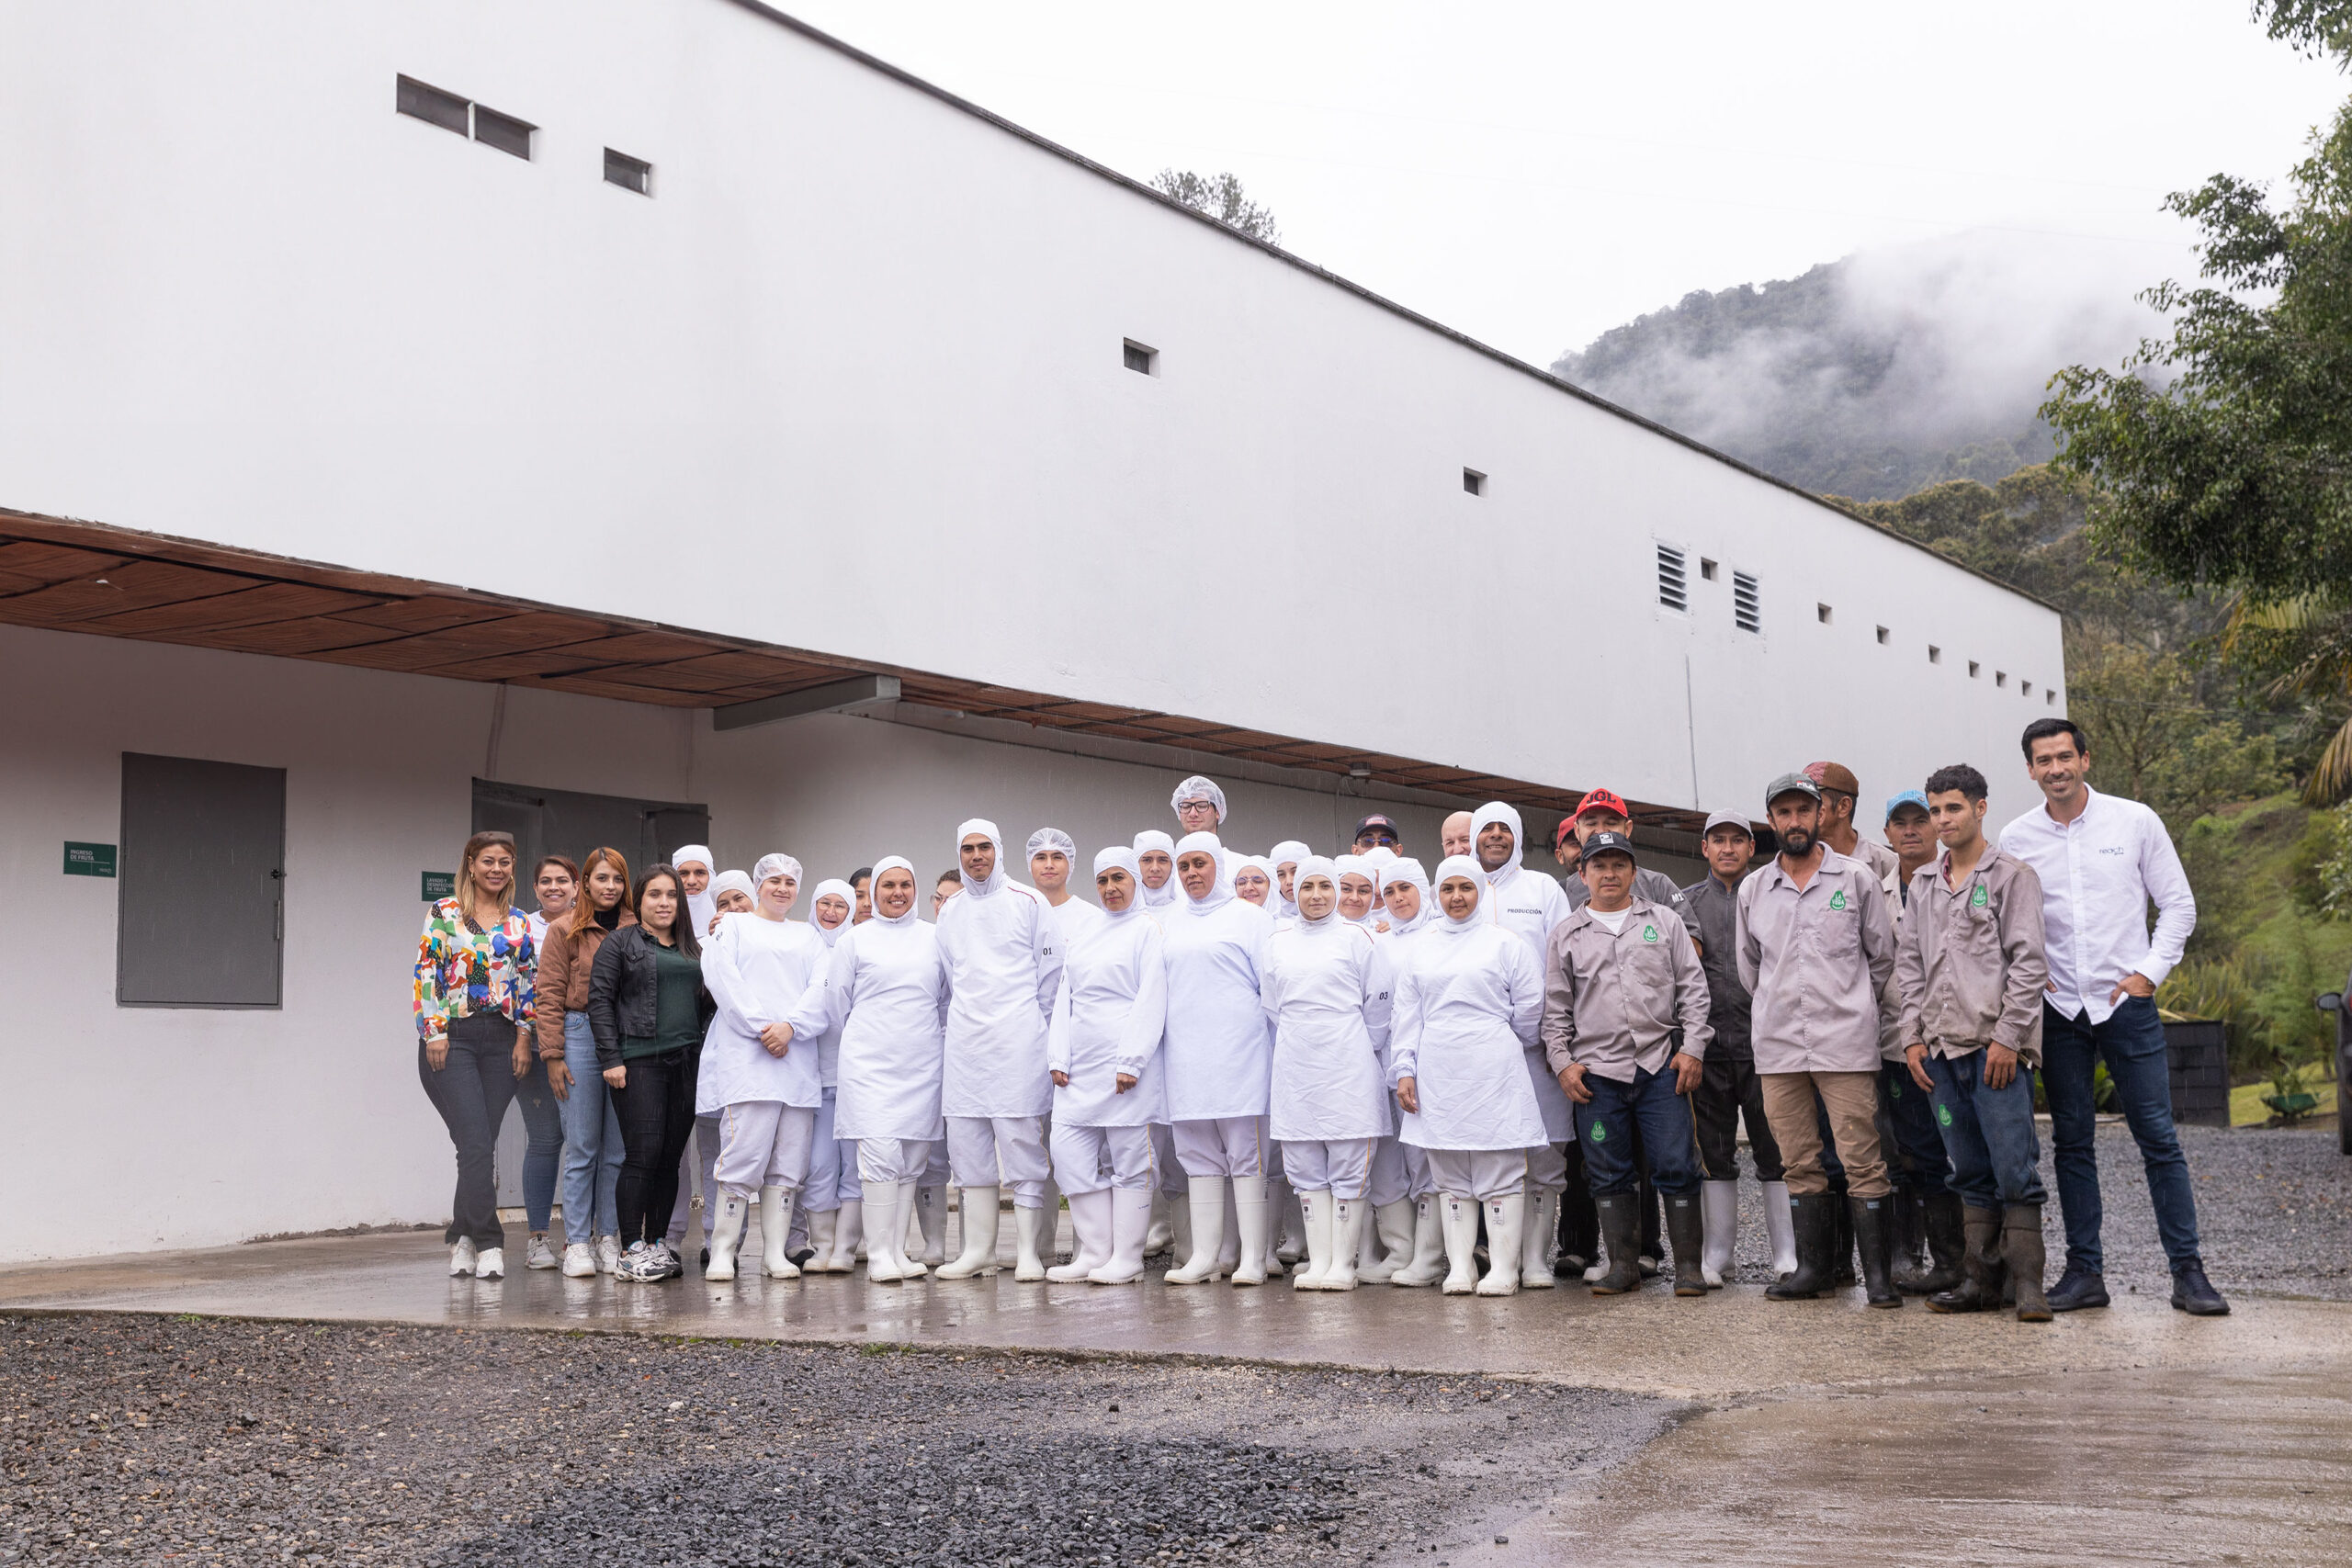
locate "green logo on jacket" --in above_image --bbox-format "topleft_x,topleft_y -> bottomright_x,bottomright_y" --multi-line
1971,884 -> 1989,909
1642,925 -> 1658,942
1828,890 -> 1848,910
1936,1102 -> 1954,1128
1589,1122 -> 1607,1144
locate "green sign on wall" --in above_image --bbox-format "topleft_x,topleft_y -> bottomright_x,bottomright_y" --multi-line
422,871 -> 456,901
63,841 -> 117,877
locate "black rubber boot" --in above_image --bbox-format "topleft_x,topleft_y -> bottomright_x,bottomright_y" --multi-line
1897,1190 -> 1965,1295
1589,1193 -> 1644,1295
1892,1189 -> 1926,1279
1665,1193 -> 1706,1297
1830,1197 -> 1858,1286
1850,1196 -> 1902,1307
1766,1192 -> 1838,1300
1928,1205 -> 2004,1313
2005,1204 -> 2051,1322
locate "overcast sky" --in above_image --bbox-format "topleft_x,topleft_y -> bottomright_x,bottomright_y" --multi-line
781,1 -> 2347,366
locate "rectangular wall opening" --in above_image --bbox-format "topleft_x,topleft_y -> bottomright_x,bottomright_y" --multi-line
118,752 -> 286,1008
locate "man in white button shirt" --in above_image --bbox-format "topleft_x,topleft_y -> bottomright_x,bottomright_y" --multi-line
1999,718 -> 2227,1316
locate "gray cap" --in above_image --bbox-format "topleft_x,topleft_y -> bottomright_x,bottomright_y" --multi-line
1702,810 -> 1755,839
1764,772 -> 1821,808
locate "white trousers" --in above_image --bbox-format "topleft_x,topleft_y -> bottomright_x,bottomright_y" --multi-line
1282,1137 -> 1375,1199
713,1100 -> 817,1201
859,1136 -> 937,1187
1170,1115 -> 1269,1178
1525,1140 -> 1568,1194
945,1113 -> 1050,1208
1366,1127 -> 1412,1207
803,1087 -> 861,1213
1050,1122 -> 1158,1195
1426,1147 -> 1532,1201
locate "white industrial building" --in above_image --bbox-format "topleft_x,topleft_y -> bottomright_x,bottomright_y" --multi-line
0,1 -> 2064,1261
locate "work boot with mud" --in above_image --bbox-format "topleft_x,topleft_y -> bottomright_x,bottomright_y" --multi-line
1765,1192 -> 1839,1300
1589,1192 -> 1645,1295
1850,1195 -> 1902,1308
1897,1190 -> 1965,1295
1665,1192 -> 1707,1298
1928,1205 -> 2004,1313
2004,1204 -> 2051,1322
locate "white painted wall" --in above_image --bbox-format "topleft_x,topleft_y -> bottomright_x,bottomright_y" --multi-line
0,623 -> 1450,1261
0,0 -> 2064,830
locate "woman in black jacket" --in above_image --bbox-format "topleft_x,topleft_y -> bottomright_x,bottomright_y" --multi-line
587,864 -> 716,1282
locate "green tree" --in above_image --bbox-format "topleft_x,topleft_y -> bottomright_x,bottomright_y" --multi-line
1148,169 -> 1280,245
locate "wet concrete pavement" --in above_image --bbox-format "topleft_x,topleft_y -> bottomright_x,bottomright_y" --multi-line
6,1225 -> 2350,1564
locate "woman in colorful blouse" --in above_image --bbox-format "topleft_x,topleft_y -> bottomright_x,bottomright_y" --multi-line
413,830 -> 537,1280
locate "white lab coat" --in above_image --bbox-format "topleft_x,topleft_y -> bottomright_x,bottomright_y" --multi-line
1483,861 -> 1576,1142
935,877 -> 1061,1119
695,914 -> 826,1113
1159,893 -> 1277,1121
1047,907 -> 1168,1128
1263,915 -> 1395,1143
789,909 -> 948,1144
1389,919 -> 1547,1151
808,919 -> 848,1089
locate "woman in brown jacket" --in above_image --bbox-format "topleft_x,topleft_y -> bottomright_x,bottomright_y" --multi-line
537,847 -> 638,1278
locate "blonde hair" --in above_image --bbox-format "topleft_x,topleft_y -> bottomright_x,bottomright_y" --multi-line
453,831 -> 519,919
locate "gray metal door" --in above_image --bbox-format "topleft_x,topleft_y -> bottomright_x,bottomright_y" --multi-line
117,752 -> 286,1008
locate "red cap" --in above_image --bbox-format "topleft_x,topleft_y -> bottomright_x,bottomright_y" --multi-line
1572,787 -> 1631,823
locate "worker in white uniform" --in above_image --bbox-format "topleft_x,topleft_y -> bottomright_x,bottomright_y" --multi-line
781,856 -> 947,1283
1232,857 -> 1276,912
1334,854 -> 1383,931
932,819 -> 1062,1281
1263,856 -> 1396,1290
1046,846 -> 1170,1284
1390,856 -> 1548,1296
1135,829 -> 1179,909
1269,840 -> 1311,920
1024,827 -> 1097,1263
1159,831 -> 1283,1285
1369,858 -> 1441,1284
796,878 -> 861,1272
1470,801 -> 1573,1291
696,853 -> 825,1282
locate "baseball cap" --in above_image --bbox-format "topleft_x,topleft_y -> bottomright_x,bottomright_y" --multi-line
1579,830 -> 1636,865
1573,787 -> 1631,822
1352,813 -> 1401,843
1702,810 -> 1754,838
1804,761 -> 1860,797
1885,789 -> 1930,820
1765,771 -> 1822,808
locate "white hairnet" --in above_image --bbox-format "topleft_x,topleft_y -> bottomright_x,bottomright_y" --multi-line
752,852 -> 803,887
1026,827 -> 1077,863
1171,775 -> 1227,823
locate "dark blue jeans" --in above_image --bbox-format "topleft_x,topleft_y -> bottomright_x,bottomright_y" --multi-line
1925,1051 -> 2046,1210
1572,1065 -> 1701,1199
511,1056 -> 566,1235
2042,998 -> 2203,1276
1878,1062 -> 1951,1199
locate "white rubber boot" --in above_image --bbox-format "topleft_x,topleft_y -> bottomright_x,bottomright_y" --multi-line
935,1186 -> 1001,1279
831,1201 -> 864,1273
1216,1179 -> 1242,1274
807,1208 -> 839,1273
1391,1196 -> 1447,1287
704,1190 -> 750,1282
1700,1179 -> 1739,1288
1293,1190 -> 1335,1291
1013,1202 -> 1049,1281
1325,1198 -> 1365,1291
1519,1189 -> 1558,1290
863,1182 -> 908,1283
1089,1187 -> 1154,1283
761,1187 -> 798,1280
1049,1190 -> 1113,1281
1439,1194 -> 1479,1295
1146,1190 -> 1174,1257
1166,1179 -> 1228,1284
1230,1174 -> 1272,1287
1476,1193 -> 1525,1296
1761,1179 -> 1798,1278
1359,1199 -> 1413,1284
914,1183 -> 949,1267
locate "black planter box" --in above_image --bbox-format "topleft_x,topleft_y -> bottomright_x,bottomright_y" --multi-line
2164,1019 -> 2231,1128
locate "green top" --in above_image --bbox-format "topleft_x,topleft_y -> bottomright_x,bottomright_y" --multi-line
622,938 -> 705,1062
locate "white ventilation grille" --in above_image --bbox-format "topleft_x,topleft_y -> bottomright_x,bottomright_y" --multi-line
1657,544 -> 1688,612
1733,571 -> 1761,633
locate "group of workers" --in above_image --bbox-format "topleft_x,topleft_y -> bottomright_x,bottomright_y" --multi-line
413,715 -> 2230,1320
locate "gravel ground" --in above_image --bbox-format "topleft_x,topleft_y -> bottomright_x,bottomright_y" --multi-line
0,1314 -> 1675,1566
1710,1121 -> 2349,1299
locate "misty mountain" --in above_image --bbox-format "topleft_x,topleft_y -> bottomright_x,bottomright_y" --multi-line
1551,231 -> 2163,502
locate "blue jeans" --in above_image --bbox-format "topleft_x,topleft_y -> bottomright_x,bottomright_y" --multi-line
558,1012 -> 625,1245
2042,998 -> 2203,1276
1571,1065 -> 1701,1199
1878,1062 -> 1951,1199
512,1056 -> 565,1235
1925,1051 -> 2046,1210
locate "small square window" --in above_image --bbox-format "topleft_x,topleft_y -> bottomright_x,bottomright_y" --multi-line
1463,468 -> 1486,496
1996,671 -> 2008,688
2021,680 -> 2034,696
1123,340 -> 1157,375
1816,604 -> 1833,625
1700,558 -> 1718,581
473,105 -> 535,160
1875,626 -> 1889,645
396,75 -> 469,136
1969,660 -> 1981,678
605,148 -> 652,195
1928,646 -> 1941,664
2046,690 -> 2058,706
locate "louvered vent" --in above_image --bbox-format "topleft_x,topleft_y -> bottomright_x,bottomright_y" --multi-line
1733,571 -> 1761,633
1657,544 -> 1688,612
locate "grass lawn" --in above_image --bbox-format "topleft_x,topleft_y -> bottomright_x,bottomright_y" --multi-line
2230,1059 -> 2341,1127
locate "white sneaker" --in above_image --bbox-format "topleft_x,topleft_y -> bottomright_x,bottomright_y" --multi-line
474,1247 -> 505,1280
616,1241 -> 662,1282
561,1242 -> 597,1278
594,1235 -> 621,1275
526,1235 -> 560,1270
448,1238 -> 478,1278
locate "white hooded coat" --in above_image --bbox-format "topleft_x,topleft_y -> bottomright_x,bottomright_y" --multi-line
673,844 -> 717,936
935,818 -> 1061,1120
1470,803 -> 1577,1140
1159,831 -> 1277,1120
786,855 -> 948,1143
1269,840 -> 1311,919
1390,856 -> 1548,1151
1047,846 -> 1170,1129
1134,829 -> 1179,909
695,900 -> 826,1114
1263,856 -> 1396,1143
